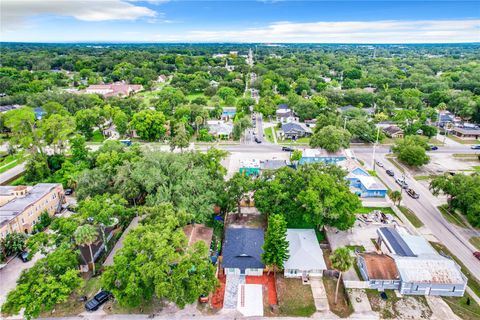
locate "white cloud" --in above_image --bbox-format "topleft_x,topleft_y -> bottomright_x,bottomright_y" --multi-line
1,0 -> 159,31
176,19 -> 480,43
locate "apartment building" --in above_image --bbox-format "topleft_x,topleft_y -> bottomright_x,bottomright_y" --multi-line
0,184 -> 65,239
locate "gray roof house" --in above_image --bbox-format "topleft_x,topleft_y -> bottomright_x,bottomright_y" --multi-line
260,159 -> 289,171
363,227 -> 468,297
222,228 -> 264,276
281,122 -> 312,140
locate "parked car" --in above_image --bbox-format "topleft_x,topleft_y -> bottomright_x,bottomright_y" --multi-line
282,146 -> 294,152
85,291 -> 112,312
18,251 -> 29,263
474,251 -> 480,261
64,188 -> 73,196
471,145 -> 480,150
386,169 -> 395,176
428,145 -> 439,151
406,188 -> 420,199
254,137 -> 262,144
375,161 -> 384,168
395,178 -> 408,189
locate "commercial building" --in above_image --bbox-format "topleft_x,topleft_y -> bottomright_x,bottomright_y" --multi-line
0,184 -> 64,239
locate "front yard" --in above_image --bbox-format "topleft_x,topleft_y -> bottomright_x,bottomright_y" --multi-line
323,276 -> 354,318
275,275 -> 316,317
366,289 -> 431,319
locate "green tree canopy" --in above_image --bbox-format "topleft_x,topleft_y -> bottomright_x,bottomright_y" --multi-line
262,214 -> 289,273
310,125 -> 351,152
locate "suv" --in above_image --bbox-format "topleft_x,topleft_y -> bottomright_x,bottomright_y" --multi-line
428,145 -> 438,151
85,291 -> 112,312
474,252 -> 480,261
386,169 -> 395,177
395,178 -> 408,189
406,188 -> 420,199
282,146 -> 294,152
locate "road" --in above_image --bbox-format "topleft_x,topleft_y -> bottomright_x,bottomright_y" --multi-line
356,151 -> 480,282
0,163 -> 26,185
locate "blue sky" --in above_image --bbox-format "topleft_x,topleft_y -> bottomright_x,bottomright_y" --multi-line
1,1 -> 479,43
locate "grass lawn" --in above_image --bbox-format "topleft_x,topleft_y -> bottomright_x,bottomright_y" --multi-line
323,276 -> 354,318
40,276 -> 102,317
367,170 -> 377,176
453,153 -> 479,158
472,166 -> 480,173
414,175 -> 438,181
437,205 -> 469,228
429,241 -> 480,298
280,136 -> 310,146
89,129 -> 105,143
385,157 -> 405,173
264,127 -> 274,143
469,237 -> 480,250
447,135 -> 479,145
275,276 -> 316,317
443,294 -> 480,320
0,152 -> 27,174
356,206 -> 396,217
398,206 -> 424,228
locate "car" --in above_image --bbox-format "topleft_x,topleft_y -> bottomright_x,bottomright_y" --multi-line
386,169 -> 395,177
18,251 -> 29,263
254,137 -> 262,144
406,188 -> 420,199
64,188 -> 73,196
282,146 -> 294,152
474,252 -> 480,261
395,178 -> 408,189
428,145 -> 438,151
85,290 -> 112,312
375,161 -> 384,168
471,145 -> 480,150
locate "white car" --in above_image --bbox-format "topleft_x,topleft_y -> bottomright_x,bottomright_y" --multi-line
376,161 -> 384,168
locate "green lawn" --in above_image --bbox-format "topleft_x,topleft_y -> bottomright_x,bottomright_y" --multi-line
385,156 -> 405,173
356,206 -> 396,216
280,136 -> 310,146
414,175 -> 438,181
398,206 -> 424,228
437,205 -> 468,228
264,127 -> 274,143
447,135 -> 479,145
0,152 -> 27,174
89,130 -> 105,143
276,276 -> 316,317
429,242 -> 480,298
469,237 -> 480,250
443,294 -> 480,320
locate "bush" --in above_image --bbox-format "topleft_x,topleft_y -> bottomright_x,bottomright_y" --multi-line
0,232 -> 27,260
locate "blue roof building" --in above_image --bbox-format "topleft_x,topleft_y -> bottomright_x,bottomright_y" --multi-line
222,228 -> 264,276
346,167 -> 387,198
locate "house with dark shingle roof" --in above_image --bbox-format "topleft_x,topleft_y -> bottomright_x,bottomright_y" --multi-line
222,228 -> 264,276
281,122 -> 312,140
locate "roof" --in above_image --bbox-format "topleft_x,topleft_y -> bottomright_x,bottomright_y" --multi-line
383,125 -> 404,135
240,159 -> 261,169
0,186 -> 17,196
355,175 -> 386,191
208,121 -> 233,136
451,126 -> 480,135
260,160 -> 288,170
86,83 -> 143,97
281,122 -> 312,134
222,228 -> 264,270
395,256 -> 465,284
359,253 -> 399,280
0,105 -> 21,113
277,104 -> 289,110
302,148 -> 347,158
377,227 -> 415,257
284,229 -> 327,271
183,224 -> 213,248
400,233 -> 437,256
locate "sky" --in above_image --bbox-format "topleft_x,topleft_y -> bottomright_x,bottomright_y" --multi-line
1,0 -> 479,43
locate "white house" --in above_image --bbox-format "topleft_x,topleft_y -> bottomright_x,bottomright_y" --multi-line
284,229 -> 327,279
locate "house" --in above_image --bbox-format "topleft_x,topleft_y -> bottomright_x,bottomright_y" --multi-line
85,82 -> 143,98
0,104 -> 21,113
284,229 -> 327,279
299,148 -> 354,165
239,159 -> 261,176
276,108 -> 298,123
79,225 -> 115,272
383,125 -> 404,138
280,122 -> 312,140
371,227 -> 467,297
0,184 -> 64,239
337,105 -> 375,116
260,159 -> 289,171
221,107 -> 236,121
346,167 -> 387,198
183,223 -> 213,248
438,112 -> 454,127
357,253 -> 401,290
450,125 -> 480,140
222,228 -> 264,276
207,120 -> 233,139
209,80 -> 220,88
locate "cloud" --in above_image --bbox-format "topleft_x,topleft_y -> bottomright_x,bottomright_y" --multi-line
1,0 -> 160,31
164,19 -> 480,43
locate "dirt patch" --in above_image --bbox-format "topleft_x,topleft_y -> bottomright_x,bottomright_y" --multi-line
366,289 -> 432,319
210,274 -> 226,309
274,275 -> 316,317
226,212 -> 265,228
323,276 -> 354,318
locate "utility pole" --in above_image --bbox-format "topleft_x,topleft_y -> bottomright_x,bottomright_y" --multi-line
372,126 -> 380,170
343,117 -> 348,130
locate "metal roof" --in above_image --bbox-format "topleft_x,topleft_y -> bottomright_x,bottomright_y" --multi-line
284,229 -> 327,271
395,256 -> 465,284
377,227 -> 415,257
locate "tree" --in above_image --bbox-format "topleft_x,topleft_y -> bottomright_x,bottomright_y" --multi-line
130,109 -> 167,141
113,110 -> 129,136
392,136 -> 430,167
75,108 -> 98,140
170,122 -> 190,151
310,125 -> 351,152
1,247 -> 82,319
4,107 -> 42,153
73,225 -> 98,275
330,247 -> 355,304
40,113 -> 75,154
232,115 -> 252,140
0,232 -> 27,260
224,172 -> 254,216
70,134 -> 88,163
262,214 -> 289,274
217,87 -> 237,105
389,190 -> 402,206
290,150 -> 302,162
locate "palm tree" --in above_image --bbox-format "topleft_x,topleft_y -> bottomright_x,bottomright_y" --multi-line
389,190 -> 402,206
330,247 -> 355,304
74,225 -> 98,275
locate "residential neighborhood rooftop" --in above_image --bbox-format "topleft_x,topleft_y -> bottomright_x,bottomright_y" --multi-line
359,253 -> 400,280
395,256 -> 465,284
284,229 -> 326,271
222,228 -> 264,270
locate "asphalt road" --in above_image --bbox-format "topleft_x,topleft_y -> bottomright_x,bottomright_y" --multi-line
0,163 -> 26,185
357,151 -> 480,282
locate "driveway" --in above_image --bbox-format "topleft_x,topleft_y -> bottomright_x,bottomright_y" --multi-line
310,277 -> 329,312
103,216 -> 141,267
0,252 -> 43,305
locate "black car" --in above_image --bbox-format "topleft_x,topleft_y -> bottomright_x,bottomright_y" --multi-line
471,145 -> 480,150
428,145 -> 438,151
386,170 -> 395,176
254,137 -> 262,144
85,290 -> 112,312
18,251 -> 29,263
64,188 -> 73,195
282,146 -> 294,152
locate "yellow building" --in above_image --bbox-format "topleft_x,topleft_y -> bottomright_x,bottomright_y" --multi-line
0,183 -> 64,239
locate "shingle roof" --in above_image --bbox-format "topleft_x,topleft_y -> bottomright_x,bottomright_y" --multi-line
281,122 -> 311,134
222,228 -> 264,270
260,160 -> 288,170
284,229 -> 326,271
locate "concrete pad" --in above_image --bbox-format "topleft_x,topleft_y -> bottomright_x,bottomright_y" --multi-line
348,289 -> 372,313
310,278 -> 329,312
426,296 -> 462,320
237,284 -> 263,317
